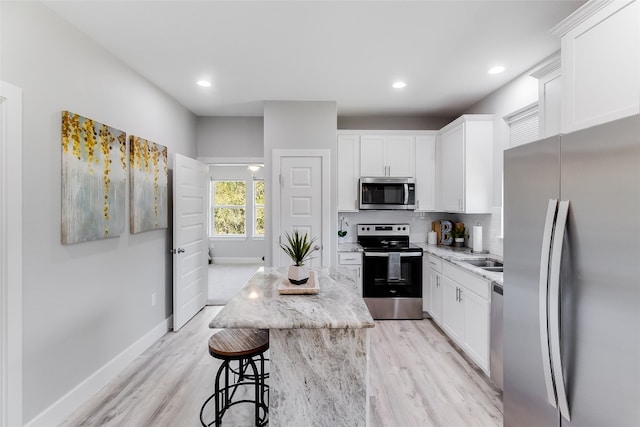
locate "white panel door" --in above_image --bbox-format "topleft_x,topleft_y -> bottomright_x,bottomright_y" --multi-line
276,156 -> 323,267
172,154 -> 208,331
272,149 -> 330,269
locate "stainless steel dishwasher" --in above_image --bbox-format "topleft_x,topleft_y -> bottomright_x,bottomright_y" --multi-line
490,282 -> 503,391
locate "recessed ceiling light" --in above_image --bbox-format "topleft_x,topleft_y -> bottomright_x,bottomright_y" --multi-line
392,81 -> 406,89
196,80 -> 212,87
488,66 -> 505,75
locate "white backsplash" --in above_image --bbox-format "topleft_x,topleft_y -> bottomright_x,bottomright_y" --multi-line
338,209 -> 500,255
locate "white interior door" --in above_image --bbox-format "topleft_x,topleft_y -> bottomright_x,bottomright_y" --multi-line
272,149 -> 330,268
172,154 -> 208,331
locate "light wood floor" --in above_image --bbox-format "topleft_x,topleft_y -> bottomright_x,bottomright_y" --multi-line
61,307 -> 502,427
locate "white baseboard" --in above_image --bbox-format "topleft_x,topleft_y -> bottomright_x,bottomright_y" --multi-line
211,257 -> 263,264
24,316 -> 172,427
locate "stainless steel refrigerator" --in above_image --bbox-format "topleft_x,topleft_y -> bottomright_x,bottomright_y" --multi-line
503,115 -> 640,427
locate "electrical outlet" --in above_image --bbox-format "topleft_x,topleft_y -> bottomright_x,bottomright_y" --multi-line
151,293 -> 157,307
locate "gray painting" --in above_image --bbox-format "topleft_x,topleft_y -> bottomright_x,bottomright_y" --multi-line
61,111 -> 127,244
129,136 -> 168,233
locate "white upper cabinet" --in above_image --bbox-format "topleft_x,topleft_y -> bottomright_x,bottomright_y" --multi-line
360,135 -> 415,177
414,134 -> 437,211
551,0 -> 640,133
531,54 -> 562,138
438,115 -> 493,214
336,134 -> 360,212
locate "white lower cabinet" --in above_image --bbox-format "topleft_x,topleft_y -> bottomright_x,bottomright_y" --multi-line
462,289 -> 490,370
425,255 -> 443,324
338,252 -> 362,295
427,255 -> 491,373
428,269 -> 443,325
442,276 -> 465,344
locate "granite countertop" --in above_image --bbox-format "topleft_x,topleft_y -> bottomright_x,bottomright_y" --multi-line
209,267 -> 375,330
337,242 -> 363,252
338,241 -> 503,287
415,243 -> 504,286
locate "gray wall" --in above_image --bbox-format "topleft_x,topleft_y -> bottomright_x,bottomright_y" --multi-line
1,2 -> 197,422
197,116 -> 264,158
338,115 -> 452,130
263,101 -> 337,266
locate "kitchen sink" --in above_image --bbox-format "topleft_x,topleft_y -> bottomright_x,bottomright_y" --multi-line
460,258 -> 504,273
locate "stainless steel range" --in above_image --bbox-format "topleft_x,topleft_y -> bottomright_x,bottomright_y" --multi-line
357,224 -> 423,320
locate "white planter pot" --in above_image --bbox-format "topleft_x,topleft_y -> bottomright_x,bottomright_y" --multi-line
288,265 -> 310,285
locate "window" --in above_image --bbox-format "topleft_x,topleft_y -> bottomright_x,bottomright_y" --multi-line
254,180 -> 264,237
211,180 -> 246,236
208,163 -> 264,240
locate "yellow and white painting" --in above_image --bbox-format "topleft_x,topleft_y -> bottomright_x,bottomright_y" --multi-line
61,111 -> 127,244
129,136 -> 168,233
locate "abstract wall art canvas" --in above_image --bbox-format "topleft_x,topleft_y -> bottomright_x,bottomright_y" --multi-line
129,136 -> 168,233
61,111 -> 127,244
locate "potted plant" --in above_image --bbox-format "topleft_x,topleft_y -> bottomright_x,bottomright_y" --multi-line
450,224 -> 467,248
279,230 -> 317,284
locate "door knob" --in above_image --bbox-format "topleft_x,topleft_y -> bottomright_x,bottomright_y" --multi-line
314,245 -> 321,251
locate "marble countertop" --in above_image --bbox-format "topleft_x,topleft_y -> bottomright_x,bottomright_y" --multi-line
338,241 -> 503,287
209,267 -> 375,330
415,243 -> 504,286
337,242 -> 363,252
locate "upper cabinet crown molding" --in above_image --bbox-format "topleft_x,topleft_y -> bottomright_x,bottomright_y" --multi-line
529,51 -> 561,79
549,0 -> 621,37
438,114 -> 494,135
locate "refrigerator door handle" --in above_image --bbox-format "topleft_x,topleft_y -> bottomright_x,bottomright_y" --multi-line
539,199 -> 558,408
549,200 -> 571,421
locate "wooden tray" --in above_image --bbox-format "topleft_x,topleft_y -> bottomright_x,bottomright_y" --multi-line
277,270 -> 319,295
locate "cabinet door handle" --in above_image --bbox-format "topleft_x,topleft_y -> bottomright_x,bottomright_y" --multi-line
436,276 -> 440,287
458,288 -> 463,302
455,287 -> 459,302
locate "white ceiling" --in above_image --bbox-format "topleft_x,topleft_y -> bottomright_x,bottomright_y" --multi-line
44,0 -> 584,118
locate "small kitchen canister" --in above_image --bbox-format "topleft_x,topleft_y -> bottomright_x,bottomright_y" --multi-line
428,231 -> 437,245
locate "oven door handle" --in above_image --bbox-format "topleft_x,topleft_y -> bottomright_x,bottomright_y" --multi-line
364,252 -> 423,257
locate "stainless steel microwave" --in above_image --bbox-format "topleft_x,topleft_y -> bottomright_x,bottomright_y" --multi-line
359,177 -> 416,210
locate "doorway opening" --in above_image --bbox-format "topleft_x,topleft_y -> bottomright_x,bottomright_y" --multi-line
206,161 -> 265,305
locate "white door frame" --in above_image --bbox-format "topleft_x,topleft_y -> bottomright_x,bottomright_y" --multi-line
272,149 -> 331,267
0,81 -> 23,427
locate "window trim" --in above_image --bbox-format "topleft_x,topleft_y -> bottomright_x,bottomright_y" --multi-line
253,179 -> 265,238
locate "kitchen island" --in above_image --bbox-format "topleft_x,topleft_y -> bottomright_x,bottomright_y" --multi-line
209,267 -> 375,426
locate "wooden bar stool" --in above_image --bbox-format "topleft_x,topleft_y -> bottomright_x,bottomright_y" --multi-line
200,329 -> 269,427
